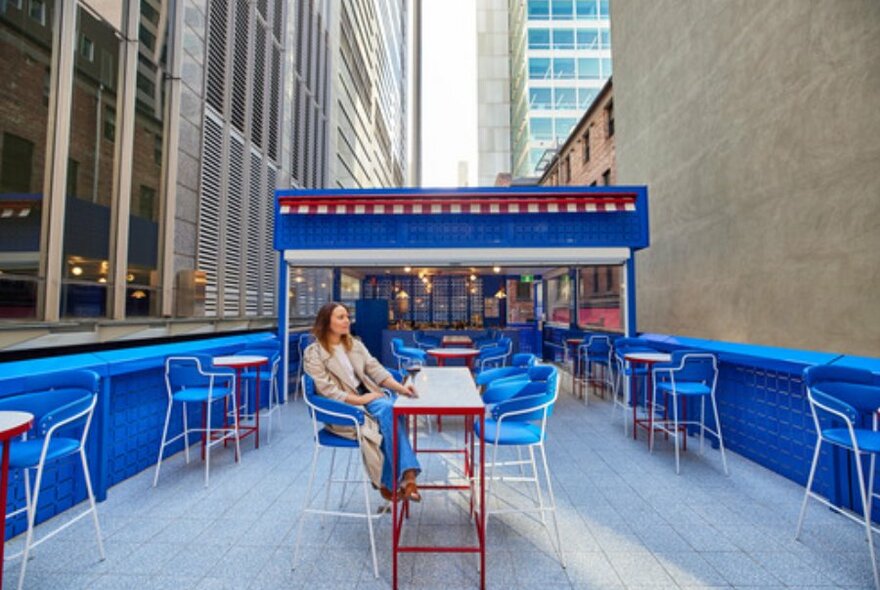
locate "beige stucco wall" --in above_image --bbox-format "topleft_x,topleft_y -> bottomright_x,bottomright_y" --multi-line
611,0 -> 880,356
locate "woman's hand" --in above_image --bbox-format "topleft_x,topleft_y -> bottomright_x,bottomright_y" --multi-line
400,383 -> 417,397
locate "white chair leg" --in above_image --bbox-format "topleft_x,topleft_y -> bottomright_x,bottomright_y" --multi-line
361,453 -> 379,579
293,445 -> 321,571
528,446 -> 547,525
322,449 -> 337,526
182,402 -> 191,463
204,399 -> 213,487
17,463 -> 45,590
153,401 -> 173,487
80,448 -> 105,560
710,394 -> 729,475
699,398 -> 706,454
340,451 -> 354,510
538,442 -> 565,568
673,394 -> 681,474
795,438 -> 822,540
853,449 -> 880,590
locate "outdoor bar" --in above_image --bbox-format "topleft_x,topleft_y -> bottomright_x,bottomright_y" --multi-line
0,185 -> 876,587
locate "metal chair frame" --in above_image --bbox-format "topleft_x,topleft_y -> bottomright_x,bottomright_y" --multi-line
650,352 -> 729,475
796,372 -> 880,589
293,375 -> 383,578
2,373 -> 105,590
483,368 -> 565,568
153,355 -> 242,488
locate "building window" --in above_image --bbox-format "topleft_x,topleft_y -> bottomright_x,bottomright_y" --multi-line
136,186 -> 156,220
103,107 -> 115,141
153,135 -> 163,165
582,128 -> 590,162
28,0 -> 45,25
562,155 -> 571,184
606,100 -> 615,137
602,168 -> 611,186
79,35 -> 94,61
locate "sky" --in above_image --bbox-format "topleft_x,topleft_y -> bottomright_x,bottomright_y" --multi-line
420,0 -> 478,188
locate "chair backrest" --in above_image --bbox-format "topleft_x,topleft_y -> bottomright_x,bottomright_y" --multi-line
302,374 -> 364,428
165,354 -> 218,390
584,335 -> 612,356
385,367 -> 404,383
803,365 -> 877,419
493,365 -> 559,424
0,369 -> 100,440
667,351 -> 717,384
299,333 -> 316,355
391,337 -> 404,353
511,353 -> 537,368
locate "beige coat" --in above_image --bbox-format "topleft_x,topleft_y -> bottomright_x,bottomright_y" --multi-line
303,338 -> 393,488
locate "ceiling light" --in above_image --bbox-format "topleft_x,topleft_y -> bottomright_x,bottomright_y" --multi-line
404,266 -> 412,273
493,266 -> 501,273
71,266 -> 83,276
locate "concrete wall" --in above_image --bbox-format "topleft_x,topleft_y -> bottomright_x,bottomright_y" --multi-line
611,0 -> 880,356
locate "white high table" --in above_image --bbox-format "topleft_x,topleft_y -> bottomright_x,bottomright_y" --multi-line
392,367 -> 486,589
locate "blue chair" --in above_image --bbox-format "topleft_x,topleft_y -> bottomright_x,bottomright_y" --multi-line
796,365 -> 880,588
293,333 -> 316,400
650,351 -> 729,475
153,354 -> 241,487
0,369 -> 104,590
475,353 -> 537,387
612,337 -> 656,435
293,375 -> 381,578
238,341 -> 282,443
576,335 -> 614,404
391,337 -> 428,371
474,337 -> 513,373
483,364 -> 549,405
477,365 -> 564,567
413,330 -> 441,350
472,329 -> 503,350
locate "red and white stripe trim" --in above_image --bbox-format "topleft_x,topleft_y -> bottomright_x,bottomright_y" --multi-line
279,196 -> 636,216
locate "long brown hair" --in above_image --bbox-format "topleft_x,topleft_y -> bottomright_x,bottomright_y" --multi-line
312,301 -> 354,352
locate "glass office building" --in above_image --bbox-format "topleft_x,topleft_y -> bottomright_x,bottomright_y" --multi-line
478,0 -> 612,182
512,0 -> 611,177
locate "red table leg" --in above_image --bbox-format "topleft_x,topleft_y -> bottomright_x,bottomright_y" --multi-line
1,440 -> 11,590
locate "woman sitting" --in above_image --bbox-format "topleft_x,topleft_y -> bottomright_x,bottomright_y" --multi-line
303,301 -> 422,501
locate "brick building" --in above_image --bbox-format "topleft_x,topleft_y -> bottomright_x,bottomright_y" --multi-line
539,78 -> 614,187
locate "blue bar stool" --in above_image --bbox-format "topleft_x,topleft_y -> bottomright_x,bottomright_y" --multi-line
292,375 -> 383,578
0,369 -> 105,590
153,354 -> 241,487
796,365 -> 880,589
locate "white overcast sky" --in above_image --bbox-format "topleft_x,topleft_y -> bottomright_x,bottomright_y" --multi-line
420,0 -> 478,188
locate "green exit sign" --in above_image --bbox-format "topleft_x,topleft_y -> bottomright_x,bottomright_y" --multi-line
520,275 -> 534,283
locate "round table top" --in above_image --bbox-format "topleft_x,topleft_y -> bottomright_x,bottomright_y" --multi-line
213,355 -> 268,368
427,347 -> 480,357
0,411 -> 34,439
624,352 -> 671,364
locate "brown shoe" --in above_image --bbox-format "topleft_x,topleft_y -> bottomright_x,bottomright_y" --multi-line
402,480 -> 421,503
379,486 -> 393,501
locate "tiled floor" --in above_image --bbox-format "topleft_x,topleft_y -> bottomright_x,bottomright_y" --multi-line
3,379 -> 876,589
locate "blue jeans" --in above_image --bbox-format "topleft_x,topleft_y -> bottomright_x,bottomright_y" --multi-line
365,395 -> 421,490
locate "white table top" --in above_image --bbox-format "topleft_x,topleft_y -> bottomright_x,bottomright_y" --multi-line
213,355 -> 268,368
0,411 -> 34,436
395,367 -> 484,411
624,352 -> 672,363
427,348 -> 480,356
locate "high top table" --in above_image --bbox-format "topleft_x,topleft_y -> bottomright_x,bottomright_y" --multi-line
213,355 -> 268,449
392,367 -> 486,589
0,411 -> 34,589
624,351 -> 672,442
